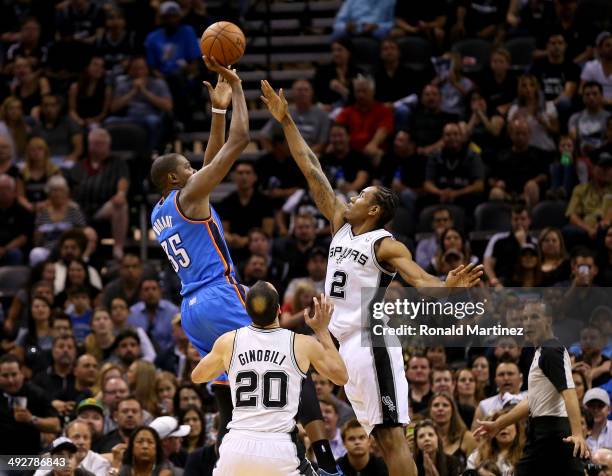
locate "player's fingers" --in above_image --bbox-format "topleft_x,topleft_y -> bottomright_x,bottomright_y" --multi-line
217,73 -> 223,83
279,88 -> 285,100
260,96 -> 269,106
203,81 -> 213,93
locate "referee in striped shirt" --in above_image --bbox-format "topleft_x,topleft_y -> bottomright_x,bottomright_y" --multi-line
475,301 -> 589,475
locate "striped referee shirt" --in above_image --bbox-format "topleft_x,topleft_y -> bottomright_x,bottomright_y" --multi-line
528,338 -> 575,418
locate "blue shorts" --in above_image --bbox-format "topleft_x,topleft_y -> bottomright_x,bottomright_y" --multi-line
181,281 -> 250,383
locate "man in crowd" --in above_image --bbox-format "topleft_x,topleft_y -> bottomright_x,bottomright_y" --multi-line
101,254 -> 144,308
155,314 -> 188,378
112,329 -> 143,368
406,354 -> 433,414
312,371 -> 355,427
95,396 -> 143,453
100,377 -> 129,433
53,229 -> 102,294
569,82 -> 611,155
283,247 -> 327,305
110,297 -> 156,363
583,386 -> 612,452
581,32 -> 612,105
337,419 -> 389,476
0,174 -> 33,265
150,415 -> 190,474
415,207 -> 454,269
320,397 -> 347,460
76,398 -> 105,446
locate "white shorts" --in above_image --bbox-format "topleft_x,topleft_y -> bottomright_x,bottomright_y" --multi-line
213,429 -> 307,476
339,331 -> 410,434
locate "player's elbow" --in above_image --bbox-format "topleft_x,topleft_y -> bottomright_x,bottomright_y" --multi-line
191,367 -> 206,384
330,364 -> 349,386
230,131 -> 250,149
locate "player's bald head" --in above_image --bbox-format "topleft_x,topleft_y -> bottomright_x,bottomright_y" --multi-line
246,281 -> 280,327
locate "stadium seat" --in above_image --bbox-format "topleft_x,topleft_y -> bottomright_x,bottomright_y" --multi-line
350,37 -> 381,73
451,39 -> 492,74
504,37 -> 536,71
105,123 -> 149,160
531,200 -> 568,230
417,205 -> 466,234
0,266 -> 30,298
391,206 -> 415,238
396,36 -> 433,72
473,201 -> 512,231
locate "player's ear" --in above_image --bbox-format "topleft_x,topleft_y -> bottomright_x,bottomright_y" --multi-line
369,204 -> 380,217
167,171 -> 178,185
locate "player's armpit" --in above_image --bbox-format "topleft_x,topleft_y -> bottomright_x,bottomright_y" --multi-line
297,334 -> 348,386
191,331 -> 235,383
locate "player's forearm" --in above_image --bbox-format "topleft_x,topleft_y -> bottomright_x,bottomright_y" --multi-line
227,81 -> 249,145
203,111 -> 227,167
496,398 -> 529,429
562,389 -> 583,436
192,354 -> 224,383
315,329 -> 348,385
280,114 -> 338,221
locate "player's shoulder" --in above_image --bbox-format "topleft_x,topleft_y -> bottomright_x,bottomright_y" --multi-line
216,330 -> 238,349
376,235 -> 409,258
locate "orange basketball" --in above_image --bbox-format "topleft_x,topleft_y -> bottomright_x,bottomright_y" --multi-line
200,21 -> 246,67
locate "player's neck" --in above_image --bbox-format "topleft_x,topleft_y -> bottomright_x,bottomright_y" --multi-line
252,319 -> 281,329
350,220 -> 378,236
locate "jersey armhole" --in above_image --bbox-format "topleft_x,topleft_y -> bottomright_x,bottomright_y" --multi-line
290,333 -> 308,378
331,221 -> 349,239
174,190 -> 212,223
228,330 -> 239,372
371,236 -> 396,276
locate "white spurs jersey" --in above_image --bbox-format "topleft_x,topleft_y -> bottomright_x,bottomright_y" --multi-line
325,223 -> 396,341
227,326 -> 306,433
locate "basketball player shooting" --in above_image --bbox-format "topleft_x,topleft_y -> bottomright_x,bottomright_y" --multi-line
261,80 -> 484,476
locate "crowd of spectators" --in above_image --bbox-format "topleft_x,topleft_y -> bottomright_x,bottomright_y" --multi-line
0,0 -> 611,475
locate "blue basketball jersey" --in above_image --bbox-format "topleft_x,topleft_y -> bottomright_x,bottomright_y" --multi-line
151,189 -> 239,296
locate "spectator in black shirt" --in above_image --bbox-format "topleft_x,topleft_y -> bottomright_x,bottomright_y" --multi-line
275,212 -> 323,281
409,84 -> 458,156
3,17 -> 48,75
460,90 -> 505,166
423,123 -> 485,211
320,123 -> 370,197
451,0 -> 509,42
0,354 -> 61,458
45,24 -> 94,94
241,254 -> 271,288
55,0 -> 104,45
374,38 -> 418,105
96,396 -> 143,453
393,1 -> 446,50
100,254 -> 144,309
478,48 -> 517,116
530,31 -> 580,115
219,161 -> 274,257
337,419 -> 389,476
407,355 -> 433,415
490,118 -> 549,207
68,128 -> 129,260
95,7 -> 139,79
0,173 -> 33,265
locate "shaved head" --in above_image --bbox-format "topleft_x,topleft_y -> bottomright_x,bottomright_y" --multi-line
150,153 -> 183,191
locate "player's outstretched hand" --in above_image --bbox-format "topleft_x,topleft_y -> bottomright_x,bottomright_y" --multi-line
260,80 -> 288,122
305,294 -> 334,333
473,419 -> 499,440
445,262 -> 484,287
204,67 -> 235,110
203,55 -> 240,85
563,434 -> 590,459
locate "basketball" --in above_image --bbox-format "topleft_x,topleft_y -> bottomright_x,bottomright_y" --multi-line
200,21 -> 246,67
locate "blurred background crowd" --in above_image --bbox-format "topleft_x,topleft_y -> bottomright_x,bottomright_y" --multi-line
0,0 -> 611,475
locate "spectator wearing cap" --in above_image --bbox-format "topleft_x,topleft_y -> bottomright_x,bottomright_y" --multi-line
336,75 -> 393,160
128,278 -> 178,352
0,354 -> 61,457
76,398 -> 105,444
217,161 -> 274,259
42,436 -> 95,476
260,79 -> 330,155
150,415 -> 190,473
584,388 -> 612,452
144,1 -> 201,126
569,82 -> 611,157
96,395 -> 143,453
332,0 -> 395,41
581,32 -> 612,105
34,420 -> 110,476
565,153 -> 612,243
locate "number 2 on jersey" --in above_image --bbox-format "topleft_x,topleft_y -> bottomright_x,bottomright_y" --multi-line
160,233 -> 191,272
330,270 -> 347,299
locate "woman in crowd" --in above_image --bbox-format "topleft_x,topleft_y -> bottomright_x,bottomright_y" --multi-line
18,137 -> 60,212
429,392 -> 477,471
313,38 -> 362,110
280,281 -> 317,334
30,175 -> 96,266
127,359 -> 158,416
54,259 -> 101,308
427,228 -> 476,278
414,419 -> 462,476
538,227 -> 571,286
174,384 -> 204,413
507,74 -> 558,152
68,56 -> 111,128
466,409 -> 525,476
10,56 -> 50,115
15,296 -> 54,374
0,96 -> 30,159
471,355 -> 493,398
507,244 -> 543,287
155,372 -> 178,416
179,405 -> 206,453
455,368 -> 479,410
460,90 -> 505,165
111,426 -> 172,476
94,362 -> 123,397
479,48 -> 517,115
571,368 -> 589,403
85,308 -> 116,364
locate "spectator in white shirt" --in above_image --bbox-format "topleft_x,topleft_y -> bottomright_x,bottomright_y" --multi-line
319,397 -> 347,460
581,32 -> 612,105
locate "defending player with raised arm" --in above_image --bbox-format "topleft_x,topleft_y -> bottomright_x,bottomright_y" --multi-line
260,80 -> 483,289
192,288 -> 348,387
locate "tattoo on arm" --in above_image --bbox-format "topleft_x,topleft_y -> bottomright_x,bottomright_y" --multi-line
303,149 -> 336,218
